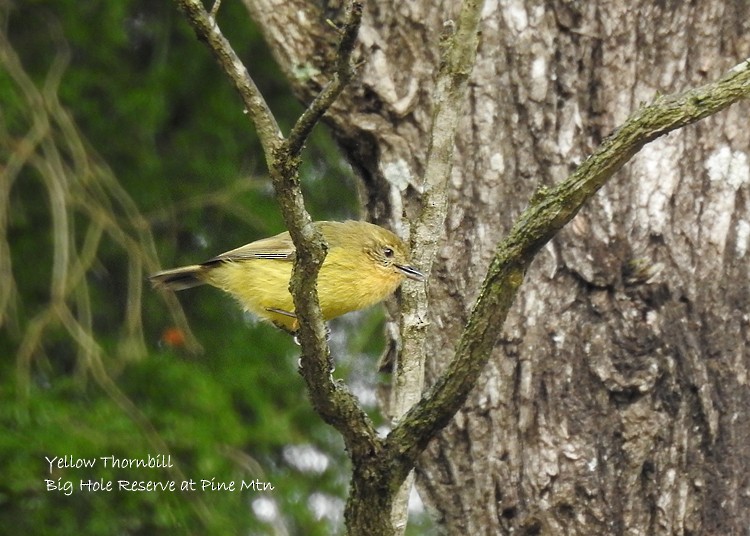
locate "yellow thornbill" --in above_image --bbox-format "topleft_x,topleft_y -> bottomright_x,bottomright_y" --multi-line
149,220 -> 425,332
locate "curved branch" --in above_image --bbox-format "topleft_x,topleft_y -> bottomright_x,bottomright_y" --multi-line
386,56 -> 750,480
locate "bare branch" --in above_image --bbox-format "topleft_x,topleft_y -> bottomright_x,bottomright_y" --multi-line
390,0 -> 486,529
387,56 -> 750,478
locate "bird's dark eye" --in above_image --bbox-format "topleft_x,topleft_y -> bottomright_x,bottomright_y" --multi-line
383,247 -> 394,258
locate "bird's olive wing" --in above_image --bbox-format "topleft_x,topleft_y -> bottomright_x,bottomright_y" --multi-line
205,232 -> 296,263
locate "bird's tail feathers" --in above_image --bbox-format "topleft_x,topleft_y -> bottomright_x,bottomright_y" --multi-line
149,265 -> 207,291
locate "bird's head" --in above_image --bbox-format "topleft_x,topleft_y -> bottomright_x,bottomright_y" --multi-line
359,224 -> 425,283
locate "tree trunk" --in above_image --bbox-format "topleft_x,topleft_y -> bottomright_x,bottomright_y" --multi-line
244,0 -> 750,533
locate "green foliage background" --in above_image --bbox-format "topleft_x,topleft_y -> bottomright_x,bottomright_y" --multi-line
0,1 -> 425,534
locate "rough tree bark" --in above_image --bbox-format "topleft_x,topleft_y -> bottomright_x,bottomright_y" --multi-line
243,1 -> 750,534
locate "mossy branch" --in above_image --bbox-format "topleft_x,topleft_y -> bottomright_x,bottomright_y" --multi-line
385,57 -> 750,481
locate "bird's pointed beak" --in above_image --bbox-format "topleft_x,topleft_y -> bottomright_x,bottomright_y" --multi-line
395,264 -> 426,282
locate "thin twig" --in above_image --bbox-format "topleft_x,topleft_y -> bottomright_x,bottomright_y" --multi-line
286,1 -> 363,157
209,0 -> 222,19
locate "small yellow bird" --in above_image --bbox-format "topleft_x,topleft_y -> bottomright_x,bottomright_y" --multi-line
149,220 -> 425,332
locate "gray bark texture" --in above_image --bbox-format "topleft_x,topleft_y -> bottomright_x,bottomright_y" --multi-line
243,1 -> 750,534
